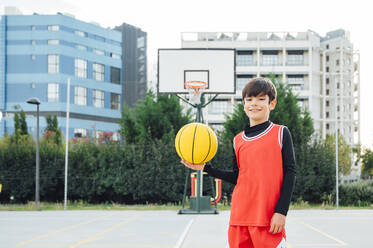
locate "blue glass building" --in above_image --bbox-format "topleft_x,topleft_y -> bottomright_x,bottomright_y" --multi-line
0,13 -> 122,140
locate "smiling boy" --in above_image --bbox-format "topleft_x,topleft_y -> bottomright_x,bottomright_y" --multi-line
181,77 -> 296,248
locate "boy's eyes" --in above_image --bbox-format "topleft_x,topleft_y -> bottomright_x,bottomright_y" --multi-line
245,98 -> 266,101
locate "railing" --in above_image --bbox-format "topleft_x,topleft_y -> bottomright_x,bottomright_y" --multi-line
182,32 -> 309,42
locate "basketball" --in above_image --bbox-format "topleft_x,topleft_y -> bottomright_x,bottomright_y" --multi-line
175,123 -> 218,165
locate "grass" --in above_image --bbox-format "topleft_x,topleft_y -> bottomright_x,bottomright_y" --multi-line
1,200 -> 373,211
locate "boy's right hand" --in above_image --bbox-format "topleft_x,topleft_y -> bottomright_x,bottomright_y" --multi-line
180,159 -> 205,171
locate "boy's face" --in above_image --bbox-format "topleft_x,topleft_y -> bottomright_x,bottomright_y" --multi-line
243,93 -> 277,126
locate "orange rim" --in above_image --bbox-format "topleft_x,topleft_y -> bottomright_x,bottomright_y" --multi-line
184,81 -> 207,89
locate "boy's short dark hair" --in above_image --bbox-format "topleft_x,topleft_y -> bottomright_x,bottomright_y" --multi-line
241,77 -> 277,103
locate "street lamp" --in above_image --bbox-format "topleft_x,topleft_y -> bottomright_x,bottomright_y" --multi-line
27,97 -> 41,210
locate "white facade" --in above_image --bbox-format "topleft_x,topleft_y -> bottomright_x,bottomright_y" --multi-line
181,30 -> 360,149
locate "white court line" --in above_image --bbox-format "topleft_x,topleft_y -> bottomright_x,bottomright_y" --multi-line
174,218 -> 195,248
290,217 -> 347,246
290,244 -> 345,247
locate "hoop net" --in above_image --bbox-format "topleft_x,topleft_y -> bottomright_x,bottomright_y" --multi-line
185,81 -> 207,104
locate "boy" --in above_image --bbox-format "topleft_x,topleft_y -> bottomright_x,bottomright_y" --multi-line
181,77 -> 296,248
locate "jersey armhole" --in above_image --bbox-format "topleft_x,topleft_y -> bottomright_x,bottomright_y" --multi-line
278,126 -> 284,149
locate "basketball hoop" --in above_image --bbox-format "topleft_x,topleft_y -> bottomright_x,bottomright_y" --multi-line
185,81 -> 207,105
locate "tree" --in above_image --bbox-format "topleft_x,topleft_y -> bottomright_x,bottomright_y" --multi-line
120,105 -> 140,144
269,82 -> 314,148
13,112 -> 21,143
324,132 -> 352,175
293,137 -> 335,203
361,148 -> 373,177
11,111 -> 30,144
120,91 -> 192,144
19,110 -> 28,135
43,115 -> 62,145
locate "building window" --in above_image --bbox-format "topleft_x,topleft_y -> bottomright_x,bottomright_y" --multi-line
290,85 -> 304,91
76,44 -> 87,50
93,63 -> 104,81
110,67 -> 120,84
75,59 -> 87,78
262,51 -> 279,66
326,100 -> 329,107
326,67 -> 329,72
337,106 -> 340,112
94,49 -> 105,56
326,78 -> 329,84
326,112 -> 329,118
326,44 -> 329,49
209,100 -> 228,114
326,55 -> 329,62
326,89 -> 329,95
48,83 -> 59,102
31,25 -> 35,31
287,75 -> 304,84
237,51 -> 254,66
48,55 -> 59,74
74,86 -> 87,105
137,36 -> 145,48
48,25 -> 59,31
75,30 -> 86,37
336,59 -> 340,66
48,40 -> 59,45
31,40 -> 36,45
297,99 -> 308,111
111,93 -> 120,110
287,51 -> 304,65
337,83 -> 340,89
110,53 -> 121,59
326,123 -> 330,129
236,76 -> 252,91
93,90 -> 104,108
74,128 -> 87,138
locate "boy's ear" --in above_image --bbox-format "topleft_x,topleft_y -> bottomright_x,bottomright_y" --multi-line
269,99 -> 277,110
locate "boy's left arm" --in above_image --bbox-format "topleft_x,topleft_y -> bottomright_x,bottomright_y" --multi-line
270,126 -> 296,234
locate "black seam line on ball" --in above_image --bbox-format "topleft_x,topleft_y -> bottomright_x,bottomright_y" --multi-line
192,124 -> 198,164
200,126 -> 212,164
178,125 -> 187,161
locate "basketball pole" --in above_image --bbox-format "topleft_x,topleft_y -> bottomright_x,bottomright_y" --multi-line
177,93 -> 219,214
195,101 -> 202,213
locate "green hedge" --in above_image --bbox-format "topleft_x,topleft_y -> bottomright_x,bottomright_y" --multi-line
339,180 -> 373,206
1,138 -> 370,206
0,139 -> 191,204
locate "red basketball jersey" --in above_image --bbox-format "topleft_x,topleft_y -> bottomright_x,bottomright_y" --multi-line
230,123 -> 284,226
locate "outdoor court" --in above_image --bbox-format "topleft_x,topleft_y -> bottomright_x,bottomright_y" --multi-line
1,209 -> 372,248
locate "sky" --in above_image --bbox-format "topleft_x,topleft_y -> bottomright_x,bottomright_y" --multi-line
1,0 -> 372,148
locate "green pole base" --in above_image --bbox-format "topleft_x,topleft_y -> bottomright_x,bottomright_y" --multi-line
178,196 -> 219,214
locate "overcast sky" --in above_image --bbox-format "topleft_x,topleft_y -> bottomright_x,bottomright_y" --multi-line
1,0 -> 372,148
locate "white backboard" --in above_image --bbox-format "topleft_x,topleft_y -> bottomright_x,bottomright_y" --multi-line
158,49 -> 236,94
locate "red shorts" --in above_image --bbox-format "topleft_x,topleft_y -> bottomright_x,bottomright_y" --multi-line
228,225 -> 287,248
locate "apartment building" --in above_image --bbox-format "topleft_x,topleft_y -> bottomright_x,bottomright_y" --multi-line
181,29 -> 360,148
0,10 -> 122,139
115,23 -> 147,108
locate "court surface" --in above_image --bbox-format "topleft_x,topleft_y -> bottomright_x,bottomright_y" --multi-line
1,209 -> 372,248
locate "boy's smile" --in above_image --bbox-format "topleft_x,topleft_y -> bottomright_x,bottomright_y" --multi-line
243,93 -> 277,126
